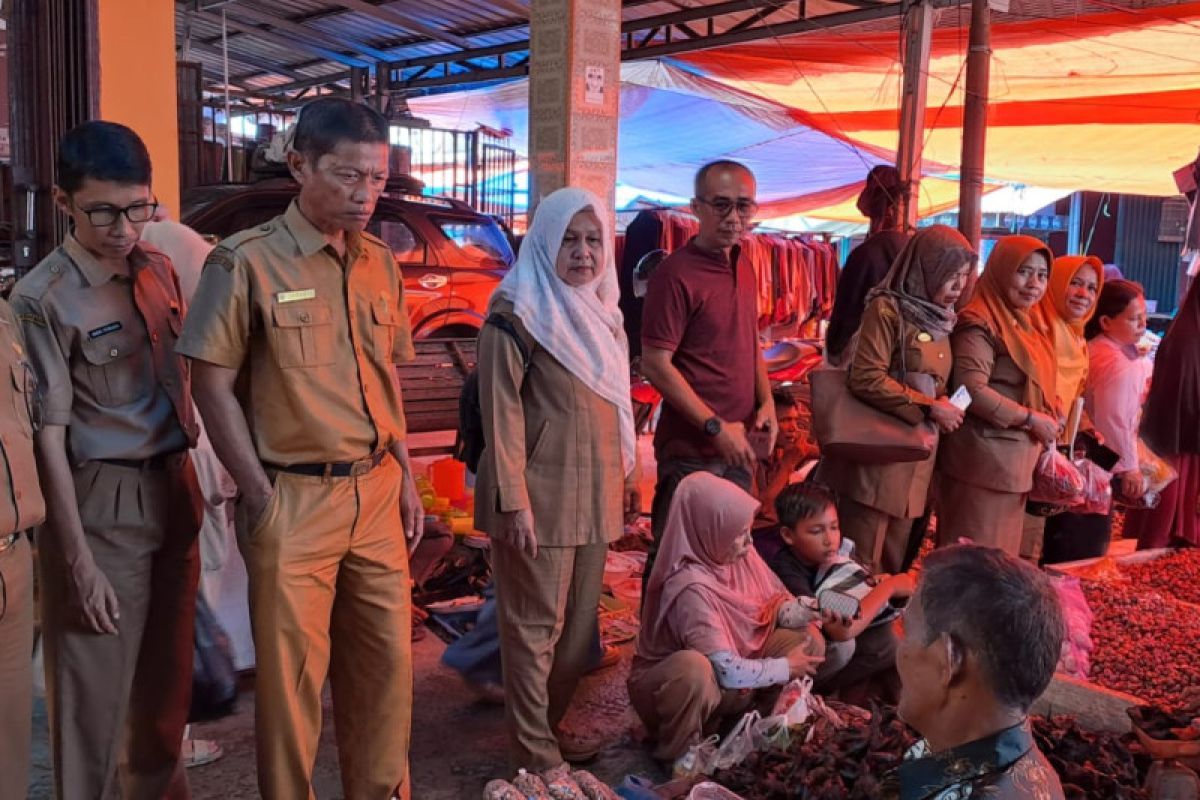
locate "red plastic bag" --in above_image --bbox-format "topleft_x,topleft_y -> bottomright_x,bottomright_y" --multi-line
1030,448 -> 1086,505
1068,459 -> 1113,516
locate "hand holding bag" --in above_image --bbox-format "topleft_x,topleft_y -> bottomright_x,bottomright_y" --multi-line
810,313 -> 938,464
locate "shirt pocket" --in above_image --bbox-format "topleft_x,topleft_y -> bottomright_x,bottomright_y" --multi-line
271,300 -> 335,368
371,297 -> 400,364
79,327 -> 147,407
9,362 -> 35,438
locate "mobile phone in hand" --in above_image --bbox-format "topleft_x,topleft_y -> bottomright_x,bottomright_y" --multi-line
817,589 -> 861,621
949,385 -> 972,411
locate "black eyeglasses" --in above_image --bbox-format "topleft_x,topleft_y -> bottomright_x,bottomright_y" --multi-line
697,197 -> 759,219
78,201 -> 159,227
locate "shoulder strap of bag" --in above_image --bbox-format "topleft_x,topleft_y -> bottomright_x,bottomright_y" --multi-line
485,312 -> 532,372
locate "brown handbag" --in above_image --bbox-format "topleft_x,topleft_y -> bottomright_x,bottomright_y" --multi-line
809,319 -> 939,464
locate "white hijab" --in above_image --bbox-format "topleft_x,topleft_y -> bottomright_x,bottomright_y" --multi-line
490,187 -> 636,477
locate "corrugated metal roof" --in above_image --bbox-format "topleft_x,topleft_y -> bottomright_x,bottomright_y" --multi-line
177,0 -> 1194,96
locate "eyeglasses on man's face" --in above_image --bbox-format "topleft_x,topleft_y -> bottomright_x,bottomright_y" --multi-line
77,201 -> 159,227
697,197 -> 759,219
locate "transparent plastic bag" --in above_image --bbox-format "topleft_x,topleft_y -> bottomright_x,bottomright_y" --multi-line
710,710 -> 761,771
1138,440 -> 1178,493
1030,447 -> 1086,505
1068,459 -> 1113,516
673,734 -> 720,779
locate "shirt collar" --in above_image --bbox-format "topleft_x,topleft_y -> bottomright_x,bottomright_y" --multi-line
685,237 -> 742,269
63,234 -> 145,287
899,720 -> 1036,800
283,200 -> 362,261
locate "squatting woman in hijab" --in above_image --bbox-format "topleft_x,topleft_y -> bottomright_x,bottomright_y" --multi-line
936,236 -> 1060,555
628,472 -> 827,763
1126,277 -> 1200,549
816,225 -> 975,574
1027,255 -> 1104,562
474,187 -> 640,771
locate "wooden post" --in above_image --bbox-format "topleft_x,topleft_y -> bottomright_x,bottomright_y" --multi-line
897,0 -> 933,231
958,0 -> 991,251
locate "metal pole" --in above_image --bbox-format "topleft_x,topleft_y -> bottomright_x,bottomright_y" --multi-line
897,0 -> 933,230
1067,192 -> 1083,254
958,0 -> 991,251
222,9 -> 234,182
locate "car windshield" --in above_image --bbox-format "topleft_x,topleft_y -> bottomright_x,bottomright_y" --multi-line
436,219 -> 514,268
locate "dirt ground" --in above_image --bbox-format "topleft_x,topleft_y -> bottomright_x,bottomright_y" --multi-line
27,633 -> 662,799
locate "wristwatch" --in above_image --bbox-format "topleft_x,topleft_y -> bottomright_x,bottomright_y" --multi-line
703,416 -> 723,437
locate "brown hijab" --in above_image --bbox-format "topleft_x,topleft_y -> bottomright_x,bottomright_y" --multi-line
958,235 -> 1058,413
866,224 -> 976,341
1141,278 -> 1200,455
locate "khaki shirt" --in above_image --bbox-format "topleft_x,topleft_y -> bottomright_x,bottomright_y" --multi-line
10,236 -> 195,463
0,299 -> 46,535
177,202 -> 415,466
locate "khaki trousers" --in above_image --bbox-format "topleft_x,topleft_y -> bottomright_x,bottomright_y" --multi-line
238,457 -> 411,800
837,496 -> 911,575
1019,513 -> 1046,563
628,626 -> 825,762
492,539 -> 608,771
935,478 -> 1026,555
0,535 -> 33,800
40,456 -> 201,800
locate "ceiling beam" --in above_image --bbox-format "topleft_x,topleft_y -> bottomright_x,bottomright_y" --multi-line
487,0 -> 530,18
335,0 -> 472,49
220,4 -> 394,61
192,9 -> 372,68
182,39 -> 311,81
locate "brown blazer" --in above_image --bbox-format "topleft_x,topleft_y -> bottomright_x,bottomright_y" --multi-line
937,320 -> 1044,493
818,298 -> 951,519
474,300 -> 625,546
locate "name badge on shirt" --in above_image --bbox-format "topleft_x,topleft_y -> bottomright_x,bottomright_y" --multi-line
276,289 -> 316,304
87,321 -> 123,340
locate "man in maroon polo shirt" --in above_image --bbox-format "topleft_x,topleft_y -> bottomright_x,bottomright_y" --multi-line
640,160 -> 778,585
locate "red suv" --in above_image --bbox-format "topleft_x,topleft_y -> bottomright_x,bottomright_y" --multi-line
181,177 -> 514,339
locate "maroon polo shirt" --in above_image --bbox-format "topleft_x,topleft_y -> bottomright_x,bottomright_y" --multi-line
642,238 -> 758,460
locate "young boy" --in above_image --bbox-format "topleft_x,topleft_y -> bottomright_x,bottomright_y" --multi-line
768,482 -> 913,701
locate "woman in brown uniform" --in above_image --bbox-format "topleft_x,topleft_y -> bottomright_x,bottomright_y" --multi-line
816,225 -> 975,574
475,187 -> 640,771
937,236 -> 1060,554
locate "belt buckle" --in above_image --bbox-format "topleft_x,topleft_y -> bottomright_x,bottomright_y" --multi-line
350,457 -> 373,477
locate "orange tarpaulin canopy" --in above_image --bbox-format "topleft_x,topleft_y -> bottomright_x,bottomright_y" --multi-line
680,2 -> 1200,196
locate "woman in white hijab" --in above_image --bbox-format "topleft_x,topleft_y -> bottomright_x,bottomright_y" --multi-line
475,187 -> 639,772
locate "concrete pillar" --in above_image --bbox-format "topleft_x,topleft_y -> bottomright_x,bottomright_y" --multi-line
96,0 -> 181,215
528,0 -> 621,217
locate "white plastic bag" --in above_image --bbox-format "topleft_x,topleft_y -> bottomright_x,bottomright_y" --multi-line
710,710 -> 762,771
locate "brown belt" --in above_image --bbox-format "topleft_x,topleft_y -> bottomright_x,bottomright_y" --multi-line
265,450 -> 388,478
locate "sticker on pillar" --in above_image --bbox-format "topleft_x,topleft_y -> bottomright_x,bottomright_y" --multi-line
585,66 -> 605,105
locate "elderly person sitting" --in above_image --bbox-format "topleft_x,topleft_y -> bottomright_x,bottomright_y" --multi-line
628,472 -> 843,763
897,545 -> 1065,800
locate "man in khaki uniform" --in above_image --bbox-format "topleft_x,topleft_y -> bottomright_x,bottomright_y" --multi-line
178,98 -> 424,800
11,121 -> 202,799
0,297 -> 47,800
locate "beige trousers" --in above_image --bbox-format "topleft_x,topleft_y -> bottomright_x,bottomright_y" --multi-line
237,457 -> 412,800
936,477 -> 1026,555
628,626 -> 827,762
837,496 -> 912,575
1019,513 -> 1047,562
0,535 -> 34,800
40,456 -> 201,800
491,539 -> 608,771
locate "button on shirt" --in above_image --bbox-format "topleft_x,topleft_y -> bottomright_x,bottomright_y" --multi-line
0,299 -> 46,535
176,201 -> 415,466
10,236 -> 195,463
642,239 -> 758,460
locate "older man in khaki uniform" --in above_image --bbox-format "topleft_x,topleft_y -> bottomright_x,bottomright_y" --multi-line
0,297 -> 47,800
178,98 -> 423,800
11,121 -> 202,799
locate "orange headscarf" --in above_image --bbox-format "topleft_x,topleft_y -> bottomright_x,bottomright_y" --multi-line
1037,255 -> 1105,411
958,235 -> 1058,414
